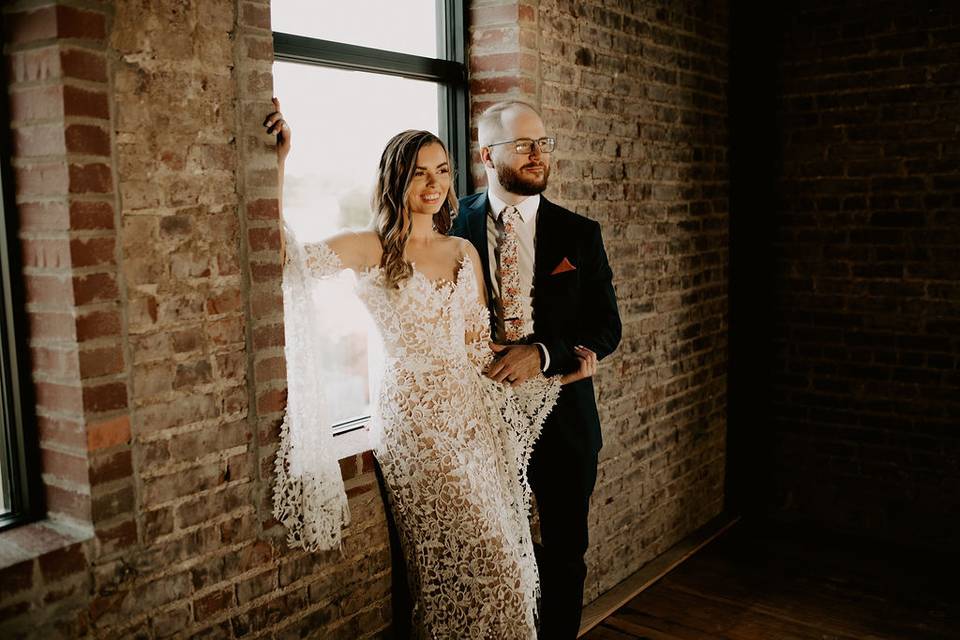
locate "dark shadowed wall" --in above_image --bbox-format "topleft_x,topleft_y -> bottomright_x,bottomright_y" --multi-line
766,0 -> 960,548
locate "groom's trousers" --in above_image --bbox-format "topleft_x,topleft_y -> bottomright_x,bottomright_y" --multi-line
528,426 -> 599,640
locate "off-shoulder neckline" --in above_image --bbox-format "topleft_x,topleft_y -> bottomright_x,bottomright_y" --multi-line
359,252 -> 474,293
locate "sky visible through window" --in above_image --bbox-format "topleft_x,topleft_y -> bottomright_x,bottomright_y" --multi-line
271,2 -> 442,426
272,0 -> 438,58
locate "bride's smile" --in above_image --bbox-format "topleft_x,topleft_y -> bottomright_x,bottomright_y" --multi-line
407,141 -> 452,216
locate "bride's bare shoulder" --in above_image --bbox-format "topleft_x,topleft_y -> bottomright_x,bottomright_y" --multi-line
325,229 -> 382,270
453,236 -> 480,262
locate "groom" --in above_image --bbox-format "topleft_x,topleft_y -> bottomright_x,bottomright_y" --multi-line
451,101 -> 622,639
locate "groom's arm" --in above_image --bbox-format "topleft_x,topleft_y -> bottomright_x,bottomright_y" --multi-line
539,222 -> 621,377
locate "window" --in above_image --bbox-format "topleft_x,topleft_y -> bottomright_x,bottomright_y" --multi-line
271,1 -> 468,435
0,63 -> 43,532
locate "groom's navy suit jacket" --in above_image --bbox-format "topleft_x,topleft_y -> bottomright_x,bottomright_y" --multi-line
452,192 -> 621,455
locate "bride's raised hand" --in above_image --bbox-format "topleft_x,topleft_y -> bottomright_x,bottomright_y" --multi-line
560,346 -> 597,385
263,97 -> 291,263
263,97 -> 291,164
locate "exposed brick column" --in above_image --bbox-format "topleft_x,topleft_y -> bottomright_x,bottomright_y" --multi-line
468,0 -> 539,187
234,2 -> 393,630
0,1 -> 391,636
5,2 -> 134,557
231,0 -> 291,541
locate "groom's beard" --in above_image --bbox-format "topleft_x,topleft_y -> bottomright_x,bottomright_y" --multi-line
495,161 -> 550,196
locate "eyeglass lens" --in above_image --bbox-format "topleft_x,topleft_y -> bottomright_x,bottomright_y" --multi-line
516,138 -> 555,153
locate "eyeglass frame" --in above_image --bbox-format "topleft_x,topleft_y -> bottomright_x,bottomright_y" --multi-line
485,136 -> 557,154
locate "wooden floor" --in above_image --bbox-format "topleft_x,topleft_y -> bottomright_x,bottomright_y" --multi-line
582,519 -> 958,640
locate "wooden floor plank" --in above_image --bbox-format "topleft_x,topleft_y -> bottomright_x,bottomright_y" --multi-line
580,622 -> 641,640
580,519 -> 958,640
656,523 -> 957,639
662,578 -> 951,640
623,586 -> 866,640
604,609 -> 717,640
579,514 -> 739,636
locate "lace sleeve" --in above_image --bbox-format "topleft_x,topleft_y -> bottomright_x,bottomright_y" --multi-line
273,223 -> 350,552
302,241 -> 345,279
462,252 -> 496,372
282,221 -> 346,280
479,373 -> 561,528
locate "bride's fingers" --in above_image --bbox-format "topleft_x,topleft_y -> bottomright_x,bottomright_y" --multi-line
574,345 -> 595,358
263,98 -> 290,136
574,346 -> 597,376
263,113 -> 285,133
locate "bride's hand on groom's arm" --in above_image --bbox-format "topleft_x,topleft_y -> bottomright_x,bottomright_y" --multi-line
560,346 -> 597,385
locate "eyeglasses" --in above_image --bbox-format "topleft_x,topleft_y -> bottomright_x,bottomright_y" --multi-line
486,137 -> 556,155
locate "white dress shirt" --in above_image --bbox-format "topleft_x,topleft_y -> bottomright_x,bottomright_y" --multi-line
486,192 -> 550,370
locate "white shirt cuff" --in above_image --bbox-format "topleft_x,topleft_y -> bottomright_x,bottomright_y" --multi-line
533,342 -> 550,372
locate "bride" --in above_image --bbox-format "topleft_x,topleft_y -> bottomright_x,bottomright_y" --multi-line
264,99 -> 597,639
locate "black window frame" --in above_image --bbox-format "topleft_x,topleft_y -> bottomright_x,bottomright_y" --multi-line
272,0 -> 470,437
0,37 -> 45,533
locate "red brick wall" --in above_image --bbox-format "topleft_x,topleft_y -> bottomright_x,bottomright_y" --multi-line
1,1 -> 390,637
3,4 -> 129,633
771,1 -> 960,547
2,0 -> 731,637
470,0 -> 730,601
10,0 -> 126,535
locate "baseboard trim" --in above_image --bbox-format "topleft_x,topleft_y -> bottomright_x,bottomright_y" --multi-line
578,512 -> 741,637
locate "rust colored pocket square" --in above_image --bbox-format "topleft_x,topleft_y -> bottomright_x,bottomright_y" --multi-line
550,257 -> 577,275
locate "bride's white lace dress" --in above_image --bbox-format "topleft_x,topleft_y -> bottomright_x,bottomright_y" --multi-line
288,238 -> 560,639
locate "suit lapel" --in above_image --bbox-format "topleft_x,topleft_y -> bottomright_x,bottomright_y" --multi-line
464,194 -> 497,325
534,197 -> 566,280
466,194 -> 491,287
534,197 -> 579,341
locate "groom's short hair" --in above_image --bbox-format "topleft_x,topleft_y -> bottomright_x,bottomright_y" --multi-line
477,101 -> 542,147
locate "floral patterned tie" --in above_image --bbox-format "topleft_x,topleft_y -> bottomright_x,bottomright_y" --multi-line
496,205 -> 525,342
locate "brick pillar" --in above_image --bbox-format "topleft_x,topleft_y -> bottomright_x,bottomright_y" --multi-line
232,0 -> 289,537
6,2 -> 134,557
468,0 -> 540,188
0,1 -> 394,636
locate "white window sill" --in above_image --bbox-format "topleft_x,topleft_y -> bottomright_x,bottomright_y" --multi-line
332,425 -> 374,460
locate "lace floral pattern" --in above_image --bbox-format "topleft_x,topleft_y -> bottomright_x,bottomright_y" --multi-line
273,232 -> 351,552
275,232 -> 560,639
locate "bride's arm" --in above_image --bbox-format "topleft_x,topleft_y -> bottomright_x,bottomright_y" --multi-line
463,242 -> 495,372
264,99 -> 379,275
466,240 -> 488,313
263,98 -> 291,263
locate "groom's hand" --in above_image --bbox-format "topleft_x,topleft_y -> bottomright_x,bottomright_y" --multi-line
487,343 -> 541,387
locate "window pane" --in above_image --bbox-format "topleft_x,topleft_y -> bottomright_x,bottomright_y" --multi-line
274,61 -> 440,426
271,1 -> 439,59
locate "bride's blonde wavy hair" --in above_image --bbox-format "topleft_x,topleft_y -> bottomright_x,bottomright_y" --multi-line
373,130 -> 458,289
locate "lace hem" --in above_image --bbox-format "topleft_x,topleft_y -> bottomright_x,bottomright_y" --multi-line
273,413 -> 351,552
478,372 -> 561,635
483,374 -> 561,515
